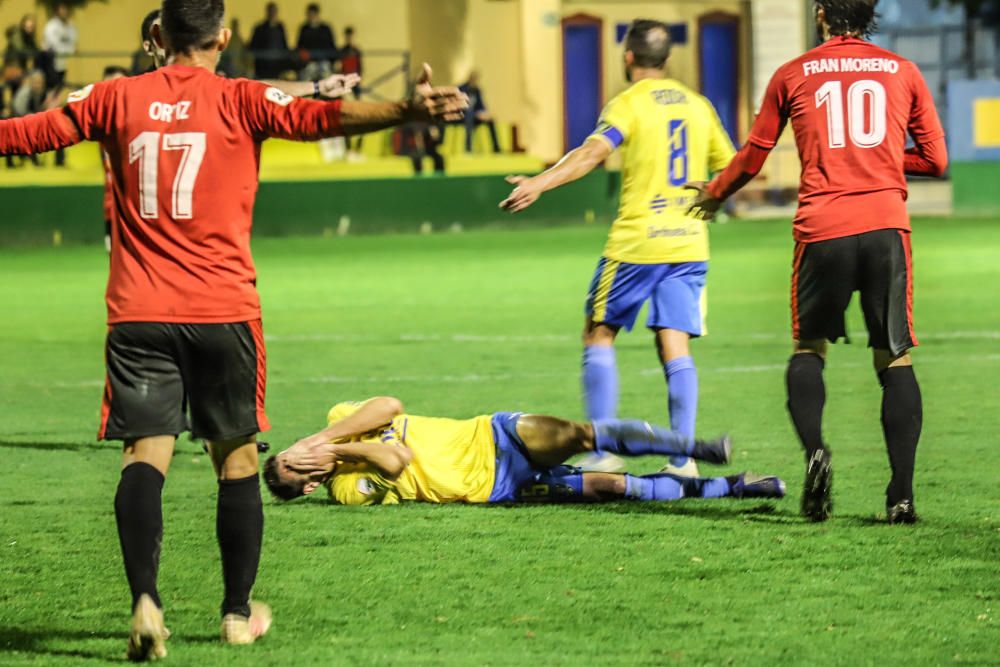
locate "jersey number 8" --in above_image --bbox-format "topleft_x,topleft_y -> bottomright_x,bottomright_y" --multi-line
128,131 -> 207,220
815,79 -> 887,149
667,119 -> 689,186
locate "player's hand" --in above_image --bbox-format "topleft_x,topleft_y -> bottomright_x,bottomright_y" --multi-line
500,175 -> 542,213
284,436 -> 335,473
408,63 -> 468,122
317,73 -> 361,99
683,181 -> 723,221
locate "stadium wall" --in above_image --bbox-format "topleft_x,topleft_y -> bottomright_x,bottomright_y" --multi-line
0,171 -> 619,247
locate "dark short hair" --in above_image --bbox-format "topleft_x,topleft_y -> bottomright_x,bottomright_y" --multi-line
345,26 -> 355,35
161,0 -> 225,54
103,65 -> 129,78
817,0 -> 879,38
140,9 -> 160,43
307,3 -> 320,13
263,456 -> 306,501
624,19 -> 671,69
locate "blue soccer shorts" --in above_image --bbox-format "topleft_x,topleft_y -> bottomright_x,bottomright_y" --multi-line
584,258 -> 708,335
487,412 -> 585,503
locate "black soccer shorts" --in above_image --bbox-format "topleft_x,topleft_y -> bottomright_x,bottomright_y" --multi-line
99,321 -> 269,441
791,228 -> 917,356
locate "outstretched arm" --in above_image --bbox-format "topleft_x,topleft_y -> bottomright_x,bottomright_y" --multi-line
499,138 -> 611,213
0,107 -> 82,156
263,72 -> 361,100
289,396 -> 405,457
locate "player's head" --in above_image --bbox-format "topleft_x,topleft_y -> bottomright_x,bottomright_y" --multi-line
160,0 -> 230,61
102,65 -> 129,81
622,19 -> 671,82
262,452 -> 323,502
814,0 -> 879,41
140,9 -> 168,68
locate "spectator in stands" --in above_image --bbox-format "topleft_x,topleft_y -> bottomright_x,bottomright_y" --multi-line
41,2 -> 77,90
5,14 -> 39,70
6,69 -> 45,168
250,2 -> 289,79
297,3 -> 336,81
406,122 -> 446,176
459,70 -> 501,154
220,18 -> 252,79
340,26 -> 364,156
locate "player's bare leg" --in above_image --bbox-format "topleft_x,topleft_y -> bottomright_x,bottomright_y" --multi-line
519,471 -> 785,503
654,327 -> 700,476
117,436 -> 175,662
207,436 -> 271,645
580,319 -> 626,472
873,349 -> 921,524
788,339 -> 833,522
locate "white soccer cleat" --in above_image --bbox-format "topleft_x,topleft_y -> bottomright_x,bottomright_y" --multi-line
659,458 -> 700,478
126,594 -> 169,662
221,601 -> 272,645
577,452 -> 627,473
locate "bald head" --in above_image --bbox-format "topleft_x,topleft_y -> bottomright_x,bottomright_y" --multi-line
624,19 -> 671,69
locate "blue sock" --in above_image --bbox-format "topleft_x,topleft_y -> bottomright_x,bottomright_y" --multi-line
624,474 -> 683,501
583,346 -> 618,459
593,419 -> 693,457
583,346 -> 618,420
665,356 -> 698,467
624,473 -> 731,501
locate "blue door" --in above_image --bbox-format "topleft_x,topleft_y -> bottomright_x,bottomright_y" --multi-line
699,17 -> 739,143
563,18 -> 602,153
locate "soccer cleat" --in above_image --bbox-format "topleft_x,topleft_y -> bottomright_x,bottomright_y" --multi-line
801,449 -> 833,522
126,594 -> 169,662
690,434 -> 732,465
886,499 -> 918,524
657,458 -> 700,477
221,601 -> 273,645
732,472 -> 786,499
576,452 -> 627,474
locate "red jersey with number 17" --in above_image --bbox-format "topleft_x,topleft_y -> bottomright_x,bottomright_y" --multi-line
748,37 -> 944,242
63,64 -> 344,323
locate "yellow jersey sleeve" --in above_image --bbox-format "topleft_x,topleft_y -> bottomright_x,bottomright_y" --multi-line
704,99 -> 737,173
326,400 -> 364,425
588,93 -> 635,150
327,463 -> 400,505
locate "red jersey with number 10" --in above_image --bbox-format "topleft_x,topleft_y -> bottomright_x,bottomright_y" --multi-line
748,37 -> 944,242
63,64 -> 344,323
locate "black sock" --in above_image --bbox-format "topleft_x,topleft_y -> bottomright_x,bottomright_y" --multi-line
114,462 -> 165,611
786,353 -> 827,457
217,474 -> 264,618
879,366 -> 922,505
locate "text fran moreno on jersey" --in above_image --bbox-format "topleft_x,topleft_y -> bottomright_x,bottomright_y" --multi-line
803,57 -> 900,77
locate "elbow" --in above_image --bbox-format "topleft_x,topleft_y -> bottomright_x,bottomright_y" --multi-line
377,396 -> 404,418
931,157 -> 948,178
384,447 -> 413,480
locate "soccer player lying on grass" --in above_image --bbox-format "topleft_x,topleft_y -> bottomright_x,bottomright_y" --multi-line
263,397 -> 786,505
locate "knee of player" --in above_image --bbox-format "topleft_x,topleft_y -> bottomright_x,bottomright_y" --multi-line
579,422 -> 596,450
794,339 -> 827,358
873,350 -> 912,374
582,473 -> 626,498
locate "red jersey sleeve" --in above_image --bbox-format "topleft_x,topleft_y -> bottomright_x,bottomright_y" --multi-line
905,62 -> 945,145
0,108 -> 80,155
746,67 -> 791,150
237,80 -> 343,141
63,81 -> 117,142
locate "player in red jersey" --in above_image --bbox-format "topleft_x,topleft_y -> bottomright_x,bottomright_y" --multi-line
685,0 -> 947,524
0,0 -> 466,660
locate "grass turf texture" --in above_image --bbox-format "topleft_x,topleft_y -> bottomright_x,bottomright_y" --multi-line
1,217 -> 998,665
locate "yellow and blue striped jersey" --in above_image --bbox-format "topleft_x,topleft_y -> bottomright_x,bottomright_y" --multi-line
323,401 -> 497,505
588,78 -> 735,264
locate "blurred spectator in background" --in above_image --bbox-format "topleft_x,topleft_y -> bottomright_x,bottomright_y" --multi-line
3,15 -> 39,120
340,26 -> 364,157
6,69 -> 45,168
405,122 -> 446,176
220,18 -> 252,78
459,71 -> 501,154
250,2 -> 289,79
41,2 -> 77,90
297,3 -> 336,81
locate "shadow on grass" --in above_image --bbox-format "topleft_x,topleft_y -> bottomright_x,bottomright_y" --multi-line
0,627 -> 218,662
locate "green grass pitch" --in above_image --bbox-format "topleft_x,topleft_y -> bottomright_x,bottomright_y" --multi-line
1,216 -> 998,665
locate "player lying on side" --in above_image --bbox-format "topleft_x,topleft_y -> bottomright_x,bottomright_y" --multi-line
263,397 -> 786,506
